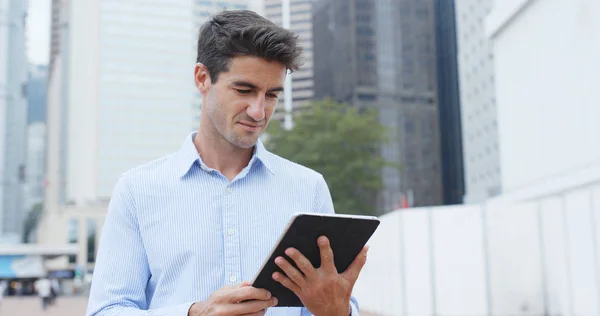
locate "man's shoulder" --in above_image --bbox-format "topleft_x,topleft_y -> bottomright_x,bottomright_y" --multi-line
265,151 -> 325,182
118,152 -> 180,186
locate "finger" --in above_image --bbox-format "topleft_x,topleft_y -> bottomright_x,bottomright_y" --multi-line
317,236 -> 336,273
275,256 -> 306,288
341,245 -> 369,284
227,297 -> 278,315
272,271 -> 301,294
284,247 -> 317,280
228,285 -> 272,303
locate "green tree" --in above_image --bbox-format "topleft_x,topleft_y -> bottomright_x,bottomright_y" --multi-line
22,202 -> 43,243
265,98 -> 396,215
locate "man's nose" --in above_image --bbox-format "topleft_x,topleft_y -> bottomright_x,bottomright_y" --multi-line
247,97 -> 266,122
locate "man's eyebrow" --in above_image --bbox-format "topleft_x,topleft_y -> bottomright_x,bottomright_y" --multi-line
231,80 -> 257,89
231,80 -> 284,93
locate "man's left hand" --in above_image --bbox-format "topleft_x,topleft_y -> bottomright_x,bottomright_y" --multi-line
272,236 -> 368,316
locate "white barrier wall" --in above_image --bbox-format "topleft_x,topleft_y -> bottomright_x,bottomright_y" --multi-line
354,184 -> 600,315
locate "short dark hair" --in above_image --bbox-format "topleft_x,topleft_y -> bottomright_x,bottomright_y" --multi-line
196,10 -> 303,83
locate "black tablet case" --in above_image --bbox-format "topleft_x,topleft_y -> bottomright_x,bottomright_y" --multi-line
251,213 -> 380,307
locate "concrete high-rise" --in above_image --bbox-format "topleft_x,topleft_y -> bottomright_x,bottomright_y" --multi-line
455,0 -> 501,203
44,0 -> 196,207
0,0 -> 29,240
25,64 -> 48,213
313,0 -> 444,211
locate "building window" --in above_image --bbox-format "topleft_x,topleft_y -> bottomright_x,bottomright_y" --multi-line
266,2 -> 281,9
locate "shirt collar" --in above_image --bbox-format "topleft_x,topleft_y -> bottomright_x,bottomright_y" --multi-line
176,132 -> 274,178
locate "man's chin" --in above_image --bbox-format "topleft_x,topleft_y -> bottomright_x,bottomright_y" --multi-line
229,136 -> 259,149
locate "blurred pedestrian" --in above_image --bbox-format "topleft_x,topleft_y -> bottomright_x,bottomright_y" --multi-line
49,277 -> 60,305
34,276 -> 52,311
0,280 -> 6,311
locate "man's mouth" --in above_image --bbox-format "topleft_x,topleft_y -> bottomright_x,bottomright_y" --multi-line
237,121 -> 263,131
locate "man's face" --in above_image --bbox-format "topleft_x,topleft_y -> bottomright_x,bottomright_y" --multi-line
195,56 -> 286,149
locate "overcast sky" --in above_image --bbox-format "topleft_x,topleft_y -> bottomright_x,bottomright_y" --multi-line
27,0 -> 50,65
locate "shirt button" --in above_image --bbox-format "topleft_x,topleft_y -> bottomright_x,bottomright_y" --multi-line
227,228 -> 234,235
230,275 -> 237,283
226,188 -> 232,194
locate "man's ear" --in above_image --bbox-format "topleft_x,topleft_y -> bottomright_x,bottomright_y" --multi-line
194,63 -> 211,95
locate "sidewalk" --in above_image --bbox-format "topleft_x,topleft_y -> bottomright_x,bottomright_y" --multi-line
0,296 -> 382,316
0,296 -> 87,316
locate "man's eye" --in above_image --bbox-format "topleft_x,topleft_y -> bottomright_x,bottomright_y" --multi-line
266,93 -> 279,99
236,89 -> 252,94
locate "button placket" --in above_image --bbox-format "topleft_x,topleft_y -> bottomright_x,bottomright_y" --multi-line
223,183 -> 241,285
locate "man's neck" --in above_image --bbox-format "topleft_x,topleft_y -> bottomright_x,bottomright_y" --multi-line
194,126 -> 254,181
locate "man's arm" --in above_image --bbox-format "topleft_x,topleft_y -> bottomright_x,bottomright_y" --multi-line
86,175 -> 195,316
298,175 -> 360,316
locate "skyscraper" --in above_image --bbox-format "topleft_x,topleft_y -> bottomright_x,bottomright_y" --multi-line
455,0 -> 501,203
0,0 -> 28,240
45,0 -> 196,207
313,0 -> 444,211
25,64 -> 48,213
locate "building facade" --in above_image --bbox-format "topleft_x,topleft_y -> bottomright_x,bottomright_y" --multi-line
44,0 -> 196,207
25,64 -> 48,213
313,0 -> 443,211
455,0 -> 501,203
0,0 -> 28,240
486,0 -> 600,194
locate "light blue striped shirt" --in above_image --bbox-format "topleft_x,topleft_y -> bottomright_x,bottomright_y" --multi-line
86,132 -> 360,316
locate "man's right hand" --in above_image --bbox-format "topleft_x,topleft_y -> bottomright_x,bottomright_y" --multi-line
188,281 -> 278,316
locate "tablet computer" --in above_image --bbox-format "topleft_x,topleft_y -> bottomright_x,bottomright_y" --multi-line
250,212 -> 380,307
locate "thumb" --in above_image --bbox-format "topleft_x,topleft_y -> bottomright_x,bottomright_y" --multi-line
237,281 -> 251,287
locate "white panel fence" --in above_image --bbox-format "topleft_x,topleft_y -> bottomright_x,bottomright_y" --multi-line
354,183 -> 600,316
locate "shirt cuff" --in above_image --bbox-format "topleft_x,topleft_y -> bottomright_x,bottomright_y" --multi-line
350,301 -> 359,316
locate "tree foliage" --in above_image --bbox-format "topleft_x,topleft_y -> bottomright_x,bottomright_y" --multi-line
265,98 -> 395,215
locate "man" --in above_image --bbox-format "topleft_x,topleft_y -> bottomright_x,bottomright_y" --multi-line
86,10 -> 367,316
